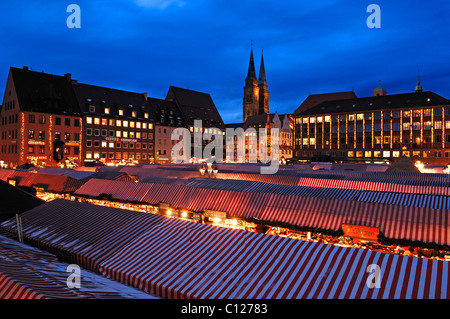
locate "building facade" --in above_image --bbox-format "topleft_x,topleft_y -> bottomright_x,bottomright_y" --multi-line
0,67 -> 83,168
0,66 -> 224,168
294,81 -> 450,165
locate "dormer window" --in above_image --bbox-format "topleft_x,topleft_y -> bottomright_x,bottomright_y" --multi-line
89,105 -> 95,113
144,113 -> 149,119
132,111 -> 137,117
104,107 -> 110,114
118,109 -> 124,116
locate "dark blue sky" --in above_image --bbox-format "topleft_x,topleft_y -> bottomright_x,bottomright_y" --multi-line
1,1 -> 450,124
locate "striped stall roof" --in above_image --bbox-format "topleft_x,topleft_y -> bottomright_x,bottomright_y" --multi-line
0,235 -> 156,299
98,217 -> 450,299
4,171 -> 85,193
0,199 -> 165,272
75,178 -> 153,202
356,191 -> 450,211
259,194 -> 450,245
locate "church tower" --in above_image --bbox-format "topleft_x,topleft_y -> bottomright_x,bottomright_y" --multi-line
243,44 -> 259,122
258,50 -> 269,115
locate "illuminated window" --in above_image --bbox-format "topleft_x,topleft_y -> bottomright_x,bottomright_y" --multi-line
116,131 -> 121,138
309,138 -> 315,145
101,141 -> 107,148
102,119 -> 108,125
144,113 -> 149,119
132,111 -> 137,117
302,117 -> 308,124
116,120 -> 122,127
86,152 -> 92,159
302,138 -> 308,145
317,116 -> 323,123
104,107 -> 110,114
365,151 -> 372,157
130,121 -> 135,128
118,109 -> 124,116
136,132 -> 141,139
94,152 -> 100,159
123,131 -> 128,138
309,117 -> 315,124
403,111 -> 410,118
94,118 -> 100,125
356,114 -> 364,121
383,151 -> 390,157
423,109 -> 431,117
348,114 -> 355,121
143,123 -> 147,129
434,121 -> 442,129
136,122 -> 141,129
384,136 -> 390,144
403,122 -> 410,130
347,151 -> 354,157
108,142 -> 114,148
413,122 -> 420,130
86,117 -> 92,124
413,110 -> 420,117
149,123 -> 153,130
374,151 -> 381,157
129,132 -> 135,138
123,121 -> 128,127
424,121 -> 431,130
356,151 -> 363,157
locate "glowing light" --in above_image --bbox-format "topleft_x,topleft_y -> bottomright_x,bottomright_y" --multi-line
167,210 -> 172,216
181,211 -> 188,218
213,218 -> 222,224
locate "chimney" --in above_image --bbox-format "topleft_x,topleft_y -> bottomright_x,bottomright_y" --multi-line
64,73 -> 72,82
23,66 -> 28,70
143,92 -> 148,101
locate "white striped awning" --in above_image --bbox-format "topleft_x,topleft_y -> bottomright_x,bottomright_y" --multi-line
0,234 -> 156,299
98,217 -> 450,299
0,199 -> 165,272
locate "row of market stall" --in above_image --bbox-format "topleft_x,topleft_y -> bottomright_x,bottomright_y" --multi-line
1,198 -> 448,299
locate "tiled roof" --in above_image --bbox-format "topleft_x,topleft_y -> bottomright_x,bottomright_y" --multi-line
297,91 -> 450,116
294,91 -> 357,115
166,86 -> 224,128
10,67 -> 81,115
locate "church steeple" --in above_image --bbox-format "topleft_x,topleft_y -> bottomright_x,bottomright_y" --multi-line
257,48 -> 269,115
258,50 -> 267,85
243,42 -> 259,122
246,43 -> 257,81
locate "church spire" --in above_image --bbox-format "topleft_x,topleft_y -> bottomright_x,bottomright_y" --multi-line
246,42 -> 257,80
258,49 -> 267,85
415,70 -> 423,93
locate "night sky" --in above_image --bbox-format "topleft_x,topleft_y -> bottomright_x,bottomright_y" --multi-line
1,1 -> 450,124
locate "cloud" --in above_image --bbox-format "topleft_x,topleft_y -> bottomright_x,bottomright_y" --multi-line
134,0 -> 185,9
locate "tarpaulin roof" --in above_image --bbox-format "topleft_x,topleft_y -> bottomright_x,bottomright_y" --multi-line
0,199 -> 165,272
99,217 -> 450,299
0,234 -> 157,299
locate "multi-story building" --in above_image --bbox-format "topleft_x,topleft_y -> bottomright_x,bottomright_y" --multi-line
0,66 -> 224,167
294,80 -> 450,165
72,81 -> 157,165
0,67 -> 83,168
166,86 -> 225,162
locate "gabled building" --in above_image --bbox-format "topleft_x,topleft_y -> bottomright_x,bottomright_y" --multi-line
72,81 -> 156,165
0,66 -> 226,167
166,86 -> 225,162
0,67 -> 83,168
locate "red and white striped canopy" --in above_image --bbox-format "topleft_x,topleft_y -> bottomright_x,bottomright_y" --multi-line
99,217 -> 450,299
0,234 -> 156,299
